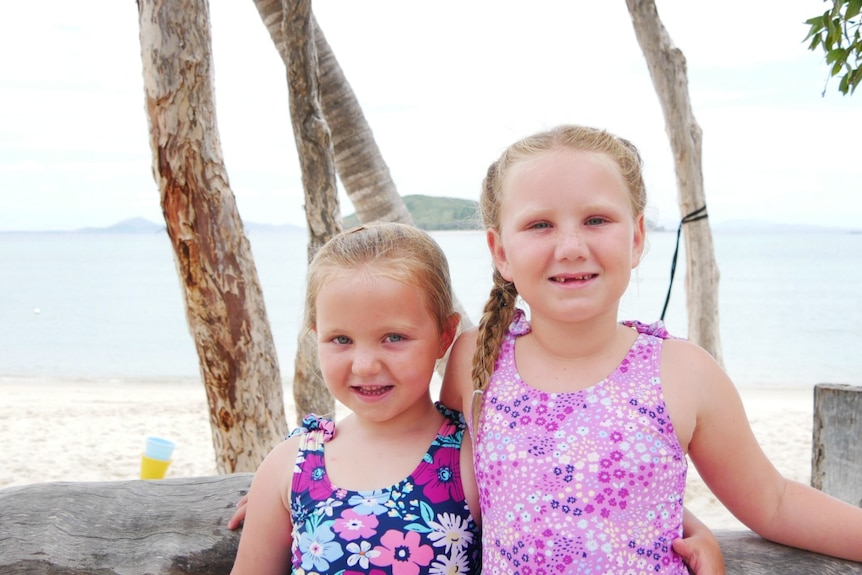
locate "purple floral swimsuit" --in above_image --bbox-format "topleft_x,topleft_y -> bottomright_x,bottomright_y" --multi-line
473,309 -> 688,574
288,403 -> 481,575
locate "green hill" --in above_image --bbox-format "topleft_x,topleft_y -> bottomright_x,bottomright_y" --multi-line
343,195 -> 480,231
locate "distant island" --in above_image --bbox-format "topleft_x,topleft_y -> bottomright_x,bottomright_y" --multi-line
342,195 -> 480,231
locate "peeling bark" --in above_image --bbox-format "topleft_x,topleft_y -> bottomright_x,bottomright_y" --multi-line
138,0 -> 287,471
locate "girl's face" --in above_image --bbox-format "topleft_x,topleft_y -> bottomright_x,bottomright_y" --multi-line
314,272 -> 456,425
488,148 -> 645,325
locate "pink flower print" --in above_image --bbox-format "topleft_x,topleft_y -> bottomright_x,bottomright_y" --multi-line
413,447 -> 463,504
333,508 -> 379,541
370,529 -> 433,575
438,418 -> 456,437
294,452 -> 330,500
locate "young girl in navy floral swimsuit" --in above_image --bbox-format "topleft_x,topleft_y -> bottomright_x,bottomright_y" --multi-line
231,223 -> 482,574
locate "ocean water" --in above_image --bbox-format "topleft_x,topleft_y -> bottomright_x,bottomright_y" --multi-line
1,228 -> 860,388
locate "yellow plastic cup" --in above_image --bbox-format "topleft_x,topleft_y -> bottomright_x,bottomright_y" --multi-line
140,454 -> 172,480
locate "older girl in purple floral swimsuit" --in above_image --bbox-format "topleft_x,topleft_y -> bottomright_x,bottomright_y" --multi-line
443,124 -> 862,574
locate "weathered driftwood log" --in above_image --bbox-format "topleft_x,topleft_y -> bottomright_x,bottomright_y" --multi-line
0,474 -> 251,575
813,383 -> 862,507
1,474 -> 860,574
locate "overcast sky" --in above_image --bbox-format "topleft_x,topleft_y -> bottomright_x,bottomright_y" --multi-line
1,1 -> 859,232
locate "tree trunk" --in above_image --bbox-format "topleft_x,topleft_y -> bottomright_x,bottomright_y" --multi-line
250,1 -> 413,226
281,0 -> 339,420
625,0 -> 723,365
250,1 -> 473,423
138,0 -> 287,472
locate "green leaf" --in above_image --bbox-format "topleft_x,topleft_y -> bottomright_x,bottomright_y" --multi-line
847,0 -> 862,20
839,73 -> 851,94
808,35 -> 823,51
827,47 -> 847,64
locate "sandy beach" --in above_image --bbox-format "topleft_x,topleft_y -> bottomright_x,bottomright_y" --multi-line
0,376 -> 815,530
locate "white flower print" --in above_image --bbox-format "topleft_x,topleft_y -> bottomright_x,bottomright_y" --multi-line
429,546 -> 470,574
345,539 -> 380,569
428,512 -> 474,553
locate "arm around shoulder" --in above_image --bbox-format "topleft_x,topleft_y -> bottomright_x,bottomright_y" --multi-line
440,327 -> 478,416
230,436 -> 301,575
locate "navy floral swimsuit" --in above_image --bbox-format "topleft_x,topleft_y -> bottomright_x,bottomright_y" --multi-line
288,402 -> 482,574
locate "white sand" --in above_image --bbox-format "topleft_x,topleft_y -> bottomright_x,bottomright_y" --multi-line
0,376 -> 813,530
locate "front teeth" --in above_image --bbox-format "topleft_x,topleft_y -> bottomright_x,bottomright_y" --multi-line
356,386 -> 390,395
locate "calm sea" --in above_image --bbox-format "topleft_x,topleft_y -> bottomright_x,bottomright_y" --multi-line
1,228 -> 860,388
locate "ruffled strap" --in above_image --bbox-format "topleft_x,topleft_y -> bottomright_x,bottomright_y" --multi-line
508,308 -> 532,336
287,413 -> 336,443
435,401 -> 466,429
621,319 -> 679,340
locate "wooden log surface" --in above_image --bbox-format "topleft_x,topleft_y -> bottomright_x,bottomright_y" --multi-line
1,474 -> 860,574
0,474 -> 251,575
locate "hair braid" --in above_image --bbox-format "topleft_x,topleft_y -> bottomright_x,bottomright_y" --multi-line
470,269 -> 517,430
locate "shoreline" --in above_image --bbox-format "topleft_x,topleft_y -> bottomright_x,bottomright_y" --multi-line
0,377 -> 814,530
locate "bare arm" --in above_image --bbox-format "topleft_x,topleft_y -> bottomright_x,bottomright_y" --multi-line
440,328 -> 478,416
230,437 -> 299,575
667,340 -> 862,562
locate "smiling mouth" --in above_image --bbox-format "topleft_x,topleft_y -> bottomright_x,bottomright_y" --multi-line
352,385 -> 394,396
551,274 -> 597,283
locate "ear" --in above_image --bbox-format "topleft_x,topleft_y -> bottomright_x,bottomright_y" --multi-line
487,228 -> 513,281
438,313 -> 461,358
631,213 -> 646,268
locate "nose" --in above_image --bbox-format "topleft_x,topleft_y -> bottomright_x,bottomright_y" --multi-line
351,346 -> 381,376
554,228 -> 587,260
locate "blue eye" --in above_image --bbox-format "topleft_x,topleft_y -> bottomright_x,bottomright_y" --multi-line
333,335 -> 351,345
585,217 -> 608,226
386,334 -> 406,343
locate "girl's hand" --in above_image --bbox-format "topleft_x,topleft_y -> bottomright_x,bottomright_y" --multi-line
677,508 -> 725,575
673,532 -> 726,575
227,494 -> 249,530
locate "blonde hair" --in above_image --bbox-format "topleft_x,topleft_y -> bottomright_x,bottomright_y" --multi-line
304,222 -> 458,338
471,125 -> 647,426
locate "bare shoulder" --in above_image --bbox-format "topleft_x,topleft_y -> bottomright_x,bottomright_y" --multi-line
252,435 -> 303,501
659,337 -> 735,452
452,326 -> 479,360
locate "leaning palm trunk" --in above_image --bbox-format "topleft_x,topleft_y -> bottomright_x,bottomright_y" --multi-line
251,0 -> 473,423
251,1 -> 411,225
281,0 -> 340,420
625,0 -> 723,365
138,0 -> 287,471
